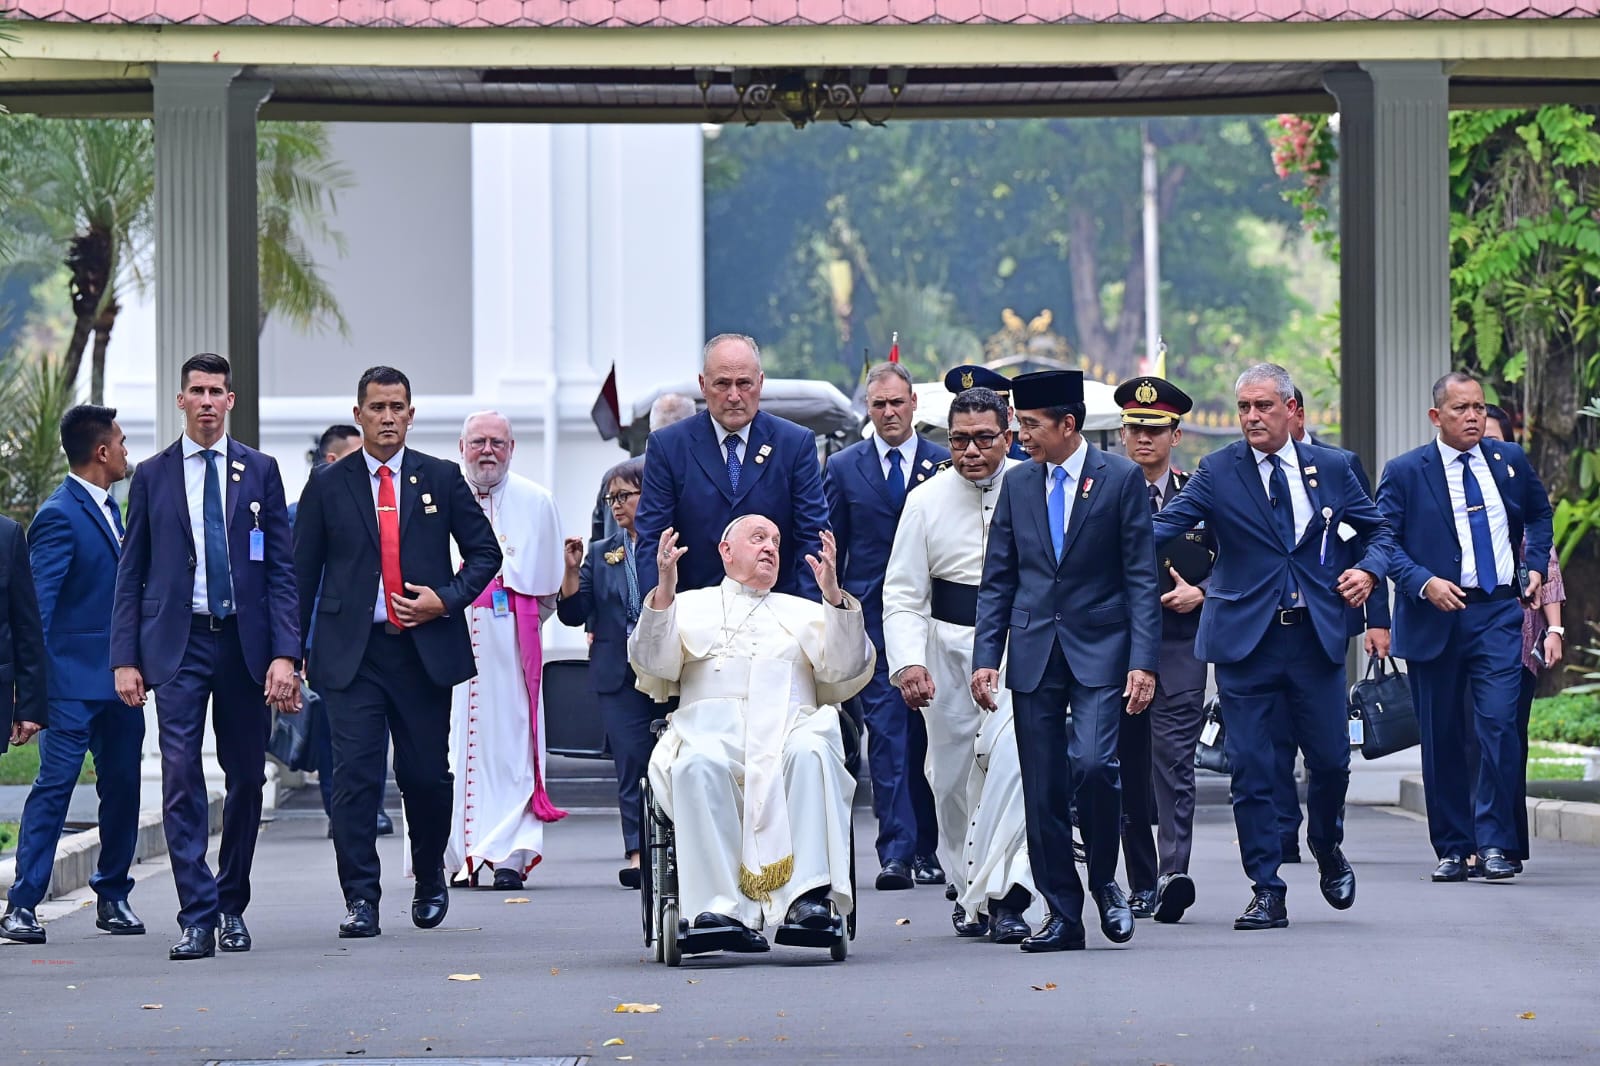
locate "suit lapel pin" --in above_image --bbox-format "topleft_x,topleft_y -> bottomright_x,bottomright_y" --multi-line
1308,478 -> 1319,488
1080,476 -> 1094,500
409,475 -> 419,484
1304,465 -> 1318,475
231,459 -> 245,471
921,458 -> 932,470
1508,466 -> 1516,478
1492,451 -> 1502,460
231,473 -> 241,482
424,505 -> 438,514
422,493 -> 433,505
915,473 -> 926,483
755,443 -> 772,465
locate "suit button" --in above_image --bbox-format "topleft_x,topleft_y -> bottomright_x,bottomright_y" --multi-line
1054,613 -> 1062,621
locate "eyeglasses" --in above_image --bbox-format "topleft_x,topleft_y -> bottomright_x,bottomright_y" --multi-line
604,490 -> 640,506
465,437 -> 510,452
948,432 -> 1003,452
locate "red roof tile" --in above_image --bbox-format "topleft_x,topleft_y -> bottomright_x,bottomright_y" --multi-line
4,0 -> 1598,27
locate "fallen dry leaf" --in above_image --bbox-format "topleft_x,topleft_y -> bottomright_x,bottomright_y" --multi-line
895,917 -> 911,925
614,1003 -> 662,1014
446,974 -> 482,982
617,1058 -> 633,1062
141,1004 -> 163,1011
686,979 -> 700,984
602,1038 -> 625,1047
1029,982 -> 1058,992
549,968 -> 560,975
504,897 -> 531,904
1518,1012 -> 1536,1020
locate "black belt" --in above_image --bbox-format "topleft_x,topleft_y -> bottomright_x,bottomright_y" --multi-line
373,621 -> 407,636
1274,607 -> 1309,626
1462,585 -> 1518,604
931,578 -> 979,628
192,613 -> 235,632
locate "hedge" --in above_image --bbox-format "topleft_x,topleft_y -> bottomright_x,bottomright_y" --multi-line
1529,692 -> 1600,748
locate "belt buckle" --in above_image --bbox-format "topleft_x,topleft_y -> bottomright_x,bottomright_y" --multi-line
208,614 -> 226,632
1277,608 -> 1297,626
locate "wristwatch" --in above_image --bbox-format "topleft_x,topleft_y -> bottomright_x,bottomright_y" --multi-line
1547,626 -> 1565,639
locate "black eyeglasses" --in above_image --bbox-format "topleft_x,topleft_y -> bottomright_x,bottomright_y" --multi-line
948,432 -> 1003,452
604,490 -> 640,506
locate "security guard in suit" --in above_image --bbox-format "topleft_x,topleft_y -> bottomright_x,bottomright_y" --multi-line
1112,376 -> 1214,925
945,366 -> 1030,462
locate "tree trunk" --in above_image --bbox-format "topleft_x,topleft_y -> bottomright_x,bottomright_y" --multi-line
62,314 -> 93,395
90,312 -> 115,405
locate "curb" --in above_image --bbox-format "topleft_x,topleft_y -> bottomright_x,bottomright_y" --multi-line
1399,774 -> 1600,846
0,792 -> 224,903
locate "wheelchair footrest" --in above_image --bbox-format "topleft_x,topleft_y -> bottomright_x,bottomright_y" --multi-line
772,919 -> 843,949
678,926 -> 756,956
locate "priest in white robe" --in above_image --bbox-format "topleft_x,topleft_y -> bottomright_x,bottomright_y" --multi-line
631,516 -> 873,950
883,386 -> 1039,942
439,412 -> 566,890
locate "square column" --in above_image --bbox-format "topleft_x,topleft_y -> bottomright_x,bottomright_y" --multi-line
152,65 -> 271,447
1325,62 -> 1451,475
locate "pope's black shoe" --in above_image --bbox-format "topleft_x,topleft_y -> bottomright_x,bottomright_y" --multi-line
1308,843 -> 1356,909
1092,883 -> 1135,944
169,925 -> 216,961
1,904 -> 46,944
1127,889 -> 1156,920
1152,873 -> 1196,924
1480,846 -> 1516,880
1432,855 -> 1467,882
95,898 -> 145,935
413,876 -> 449,929
218,913 -> 251,952
693,912 -> 769,952
1233,890 -> 1289,931
988,908 -> 1032,945
951,903 -> 989,938
783,892 -> 833,931
340,899 -> 381,938
492,868 -> 525,890
1020,914 -> 1085,953
875,858 -> 914,891
913,854 -> 945,886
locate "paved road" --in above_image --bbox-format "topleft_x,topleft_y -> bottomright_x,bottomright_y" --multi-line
4,802 -> 1596,1066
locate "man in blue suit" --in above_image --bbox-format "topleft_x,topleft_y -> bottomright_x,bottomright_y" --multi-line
112,353 -> 302,961
1376,372 -> 1553,883
634,334 -> 830,601
2,407 -> 143,946
972,370 -> 1161,952
824,361 -> 948,891
1151,364 -> 1391,931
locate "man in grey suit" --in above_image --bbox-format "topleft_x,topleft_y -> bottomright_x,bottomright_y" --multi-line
972,370 -> 1161,952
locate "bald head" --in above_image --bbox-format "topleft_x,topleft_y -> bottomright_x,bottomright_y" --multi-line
459,410 -> 515,490
700,334 -> 764,433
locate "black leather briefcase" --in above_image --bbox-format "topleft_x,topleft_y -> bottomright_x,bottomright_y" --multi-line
1194,697 -> 1231,775
267,682 -> 317,771
1349,657 -> 1420,760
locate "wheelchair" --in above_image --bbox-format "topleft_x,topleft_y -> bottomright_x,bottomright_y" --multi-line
639,713 -> 859,966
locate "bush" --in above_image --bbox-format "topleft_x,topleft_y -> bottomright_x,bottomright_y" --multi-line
1528,692 -> 1600,748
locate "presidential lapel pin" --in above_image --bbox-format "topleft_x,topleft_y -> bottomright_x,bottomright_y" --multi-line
1304,465 -> 1318,475
424,505 -> 438,514
1080,476 -> 1094,500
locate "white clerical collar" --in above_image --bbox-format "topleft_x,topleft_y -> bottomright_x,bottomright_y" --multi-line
365,446 -> 406,477
68,472 -> 111,509
720,575 -> 773,601
875,432 -> 917,467
1251,440 -> 1299,472
1046,441 -> 1088,484
182,434 -> 230,460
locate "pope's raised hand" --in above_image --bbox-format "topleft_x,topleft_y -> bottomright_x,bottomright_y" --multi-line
805,529 -> 844,606
651,527 -> 688,609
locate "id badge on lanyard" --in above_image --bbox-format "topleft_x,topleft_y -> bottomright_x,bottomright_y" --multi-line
491,588 -> 510,618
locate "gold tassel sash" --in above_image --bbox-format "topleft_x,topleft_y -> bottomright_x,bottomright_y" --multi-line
739,854 -> 795,903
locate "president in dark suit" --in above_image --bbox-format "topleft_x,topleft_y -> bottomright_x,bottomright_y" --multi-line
633,333 -> 831,602
1376,372 -> 1553,883
111,353 -> 302,961
972,370 -> 1161,952
824,361 -> 949,891
1151,363 -> 1391,932
293,366 -> 501,939
3,407 -> 144,947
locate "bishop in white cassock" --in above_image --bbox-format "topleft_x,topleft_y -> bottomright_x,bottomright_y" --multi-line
630,516 -> 873,950
439,413 -> 566,890
883,388 -> 1039,943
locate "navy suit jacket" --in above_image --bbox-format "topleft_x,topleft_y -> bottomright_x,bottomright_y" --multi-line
974,444 -> 1162,692
634,410 -> 831,601
556,529 -> 637,695
112,438 -> 300,688
823,435 -> 949,645
1376,439 -> 1553,663
1,515 -> 48,746
28,479 -> 121,702
1152,438 -> 1392,666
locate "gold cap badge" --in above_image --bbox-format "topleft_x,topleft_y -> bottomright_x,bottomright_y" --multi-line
1134,381 -> 1158,405
961,370 -> 974,388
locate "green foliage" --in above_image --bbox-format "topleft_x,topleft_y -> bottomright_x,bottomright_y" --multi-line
0,744 -> 95,787
0,354 -> 73,524
1528,692 -> 1600,747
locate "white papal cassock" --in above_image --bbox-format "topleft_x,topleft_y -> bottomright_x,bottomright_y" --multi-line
440,472 -> 566,882
631,579 -> 874,929
882,458 -> 1039,925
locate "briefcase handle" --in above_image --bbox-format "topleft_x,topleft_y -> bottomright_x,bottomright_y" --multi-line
1363,656 -> 1402,681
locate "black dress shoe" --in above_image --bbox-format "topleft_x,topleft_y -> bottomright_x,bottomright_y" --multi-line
1020,914 -> 1085,953
1432,855 -> 1468,882
912,854 -> 946,886
1510,858 -> 1524,874
95,898 -> 146,935
1153,873 -> 1195,924
1479,846 -> 1516,880
1280,838 -> 1303,864
339,899 -> 381,938
989,908 -> 1032,945
1233,890 -> 1288,931
375,811 -> 395,836
619,866 -> 641,890
944,883 -> 958,902
1309,843 -> 1356,910
951,903 -> 989,938
218,913 -> 251,952
1466,858 -> 1485,879
492,868 -> 525,890
413,879 -> 449,929
169,925 -> 216,960
1127,889 -> 1156,920
1092,883 -> 1135,944
875,858 -> 914,891
1,904 -> 46,944
783,893 -> 833,930
692,912 -> 770,952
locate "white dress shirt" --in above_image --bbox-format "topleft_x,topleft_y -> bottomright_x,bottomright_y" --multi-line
365,446 -> 406,623
714,421 -> 751,467
875,433 -> 919,481
1043,440 -> 1091,531
68,472 -> 121,542
1250,441 -> 1312,545
1435,438 -> 1515,590
181,435 -> 233,615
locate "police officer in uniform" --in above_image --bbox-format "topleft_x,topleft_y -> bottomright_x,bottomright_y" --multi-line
944,366 -> 1030,462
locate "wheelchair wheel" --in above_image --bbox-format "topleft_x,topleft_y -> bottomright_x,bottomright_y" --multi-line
830,924 -> 848,962
846,822 -> 857,940
639,780 -> 655,951
661,902 -> 682,968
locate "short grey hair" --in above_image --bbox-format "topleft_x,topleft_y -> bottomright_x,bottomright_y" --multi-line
702,333 -> 762,370
865,361 -> 914,392
649,392 -> 697,431
1235,364 -> 1294,402
460,409 -> 513,441
1432,370 -> 1479,408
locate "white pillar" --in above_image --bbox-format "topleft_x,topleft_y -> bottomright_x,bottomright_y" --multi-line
1325,62 -> 1451,475
152,65 -> 271,447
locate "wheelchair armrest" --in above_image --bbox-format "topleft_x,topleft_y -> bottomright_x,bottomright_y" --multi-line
837,709 -> 861,774
649,718 -> 670,738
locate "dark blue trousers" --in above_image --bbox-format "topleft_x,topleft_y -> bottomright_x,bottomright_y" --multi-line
858,649 -> 936,865
1214,622 -> 1349,896
1012,641 -> 1123,925
1271,698 -> 1305,848
8,698 -> 144,909
154,617 -> 271,931
599,671 -> 661,856
1409,597 -> 1524,858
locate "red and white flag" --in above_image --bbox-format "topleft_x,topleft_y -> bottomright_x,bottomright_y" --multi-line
590,365 -> 621,440
888,330 -> 900,364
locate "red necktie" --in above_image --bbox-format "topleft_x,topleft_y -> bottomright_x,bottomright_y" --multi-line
378,465 -> 405,628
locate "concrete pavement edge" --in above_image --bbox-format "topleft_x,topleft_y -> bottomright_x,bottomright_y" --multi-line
1398,773 -> 1600,846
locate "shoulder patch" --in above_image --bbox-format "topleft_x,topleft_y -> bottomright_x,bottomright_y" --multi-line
936,458 -> 953,472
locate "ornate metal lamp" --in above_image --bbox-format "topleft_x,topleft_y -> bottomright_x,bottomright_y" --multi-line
695,67 -> 907,129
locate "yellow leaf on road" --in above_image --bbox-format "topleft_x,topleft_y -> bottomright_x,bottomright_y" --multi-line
504,897 -> 531,904
614,1003 -> 661,1014
446,974 -> 482,982
1518,1012 -> 1536,1020
140,1004 -> 162,1010
603,1038 -> 625,1046
1029,982 -> 1058,992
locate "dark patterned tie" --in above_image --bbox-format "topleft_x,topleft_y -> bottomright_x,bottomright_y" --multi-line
725,435 -> 742,493
1458,452 -> 1502,590
1148,482 -> 1161,514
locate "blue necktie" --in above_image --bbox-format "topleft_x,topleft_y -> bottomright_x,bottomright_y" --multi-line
106,498 -> 124,540
887,448 -> 906,507
1458,452 -> 1501,590
725,435 -> 742,494
1048,466 -> 1067,563
201,449 -> 232,618
1267,454 -> 1296,551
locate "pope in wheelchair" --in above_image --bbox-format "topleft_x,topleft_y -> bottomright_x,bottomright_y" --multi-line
628,515 -> 873,960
